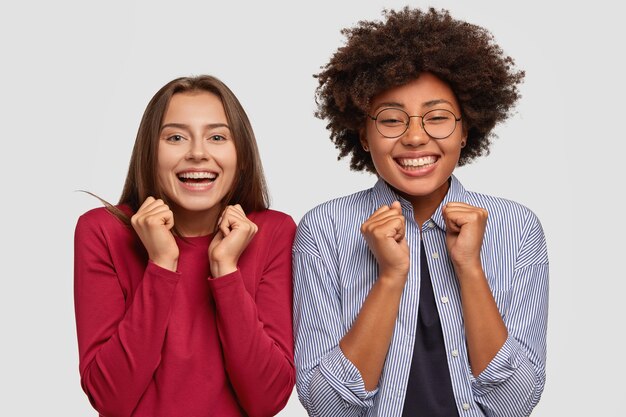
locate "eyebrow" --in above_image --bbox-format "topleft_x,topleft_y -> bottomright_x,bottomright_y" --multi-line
160,122 -> 230,132
423,99 -> 454,108
373,99 -> 455,112
374,101 -> 405,111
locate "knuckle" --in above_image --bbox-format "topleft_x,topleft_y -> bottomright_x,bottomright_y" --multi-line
372,228 -> 384,238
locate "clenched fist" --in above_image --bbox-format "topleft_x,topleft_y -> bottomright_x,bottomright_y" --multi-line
360,201 -> 410,286
443,202 -> 488,273
131,197 -> 179,271
209,204 -> 257,278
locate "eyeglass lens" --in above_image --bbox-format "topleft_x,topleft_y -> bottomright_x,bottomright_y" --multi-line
375,108 -> 458,139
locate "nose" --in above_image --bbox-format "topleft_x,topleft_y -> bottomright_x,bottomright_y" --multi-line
185,139 -> 209,161
400,116 -> 430,147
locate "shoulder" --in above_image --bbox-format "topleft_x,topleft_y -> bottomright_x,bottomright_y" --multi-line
75,205 -> 134,241
299,188 -> 372,229
77,205 -> 124,227
247,209 -> 297,245
294,189 -> 373,255
248,208 -> 296,230
464,190 -> 542,227
460,189 -> 546,257
454,183 -> 548,264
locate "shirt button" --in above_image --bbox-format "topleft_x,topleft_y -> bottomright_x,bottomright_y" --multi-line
441,296 -> 449,303
451,349 -> 459,357
432,252 -> 439,259
462,403 -> 470,410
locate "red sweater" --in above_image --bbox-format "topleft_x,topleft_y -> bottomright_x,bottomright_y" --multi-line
74,206 -> 296,417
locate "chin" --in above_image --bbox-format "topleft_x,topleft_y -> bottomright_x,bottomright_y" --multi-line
172,197 -> 220,213
390,176 -> 449,198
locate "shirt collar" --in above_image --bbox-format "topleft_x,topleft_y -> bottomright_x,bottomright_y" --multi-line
430,175 -> 467,231
371,175 -> 468,231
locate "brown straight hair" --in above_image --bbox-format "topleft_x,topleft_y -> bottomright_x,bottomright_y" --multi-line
104,75 -> 269,227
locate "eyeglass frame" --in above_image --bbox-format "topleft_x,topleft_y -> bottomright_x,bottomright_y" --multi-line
366,107 -> 462,139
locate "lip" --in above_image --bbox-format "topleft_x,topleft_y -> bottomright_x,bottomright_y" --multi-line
393,153 -> 439,177
176,168 -> 219,175
176,168 -> 219,192
178,180 -> 216,192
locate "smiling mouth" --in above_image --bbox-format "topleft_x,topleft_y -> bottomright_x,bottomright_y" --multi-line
177,171 -> 218,186
395,156 -> 438,170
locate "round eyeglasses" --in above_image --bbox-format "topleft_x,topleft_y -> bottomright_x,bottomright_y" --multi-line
367,108 -> 462,139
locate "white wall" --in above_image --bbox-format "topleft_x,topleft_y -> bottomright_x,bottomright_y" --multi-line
0,1 -> 621,415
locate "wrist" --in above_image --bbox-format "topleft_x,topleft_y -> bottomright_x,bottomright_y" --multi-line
210,261 -> 237,278
452,260 -> 484,280
378,270 -> 408,291
152,256 -> 178,272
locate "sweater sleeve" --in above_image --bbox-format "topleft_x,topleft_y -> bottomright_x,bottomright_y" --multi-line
74,213 -> 180,417
208,214 -> 296,417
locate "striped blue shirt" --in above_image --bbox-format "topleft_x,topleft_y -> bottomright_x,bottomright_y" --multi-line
292,176 -> 549,417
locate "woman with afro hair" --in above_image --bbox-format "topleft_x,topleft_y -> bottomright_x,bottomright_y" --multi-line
292,7 -> 548,417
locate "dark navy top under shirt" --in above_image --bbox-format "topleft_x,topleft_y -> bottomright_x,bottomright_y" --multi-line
401,240 -> 459,417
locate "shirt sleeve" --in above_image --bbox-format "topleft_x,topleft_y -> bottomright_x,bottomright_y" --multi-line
208,214 -> 296,417
74,214 -> 180,417
293,220 -> 378,417
470,213 -> 549,417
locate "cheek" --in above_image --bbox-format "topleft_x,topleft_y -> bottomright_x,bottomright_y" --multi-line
156,155 -> 175,178
156,149 -> 183,188
155,166 -> 173,191
215,145 -> 238,174
368,138 -> 395,162
157,144 -> 180,168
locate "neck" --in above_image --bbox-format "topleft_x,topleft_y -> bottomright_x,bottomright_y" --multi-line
173,206 -> 221,237
396,179 -> 450,227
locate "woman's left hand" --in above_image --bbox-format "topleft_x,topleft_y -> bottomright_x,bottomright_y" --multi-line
208,204 -> 258,277
442,202 -> 488,273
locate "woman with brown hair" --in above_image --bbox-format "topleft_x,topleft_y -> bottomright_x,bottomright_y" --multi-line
74,75 -> 295,417
293,7 -> 548,417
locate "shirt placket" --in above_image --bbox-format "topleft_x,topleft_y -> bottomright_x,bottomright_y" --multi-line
422,223 -> 482,416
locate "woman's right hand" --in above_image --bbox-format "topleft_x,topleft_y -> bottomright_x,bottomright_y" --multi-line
360,201 -> 410,285
131,197 -> 179,271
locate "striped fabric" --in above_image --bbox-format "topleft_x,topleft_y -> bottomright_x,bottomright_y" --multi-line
292,176 -> 549,417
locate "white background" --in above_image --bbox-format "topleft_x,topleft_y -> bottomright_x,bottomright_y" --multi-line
0,0 -> 623,416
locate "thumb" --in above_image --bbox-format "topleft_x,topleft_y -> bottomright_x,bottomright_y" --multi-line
444,212 -> 463,234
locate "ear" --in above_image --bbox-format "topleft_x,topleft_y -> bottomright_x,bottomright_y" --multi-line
460,123 -> 468,148
359,128 -> 369,152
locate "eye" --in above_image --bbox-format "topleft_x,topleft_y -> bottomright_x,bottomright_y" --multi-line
208,134 -> 227,142
165,134 -> 185,142
380,117 -> 405,126
377,109 -> 408,126
424,110 -> 454,124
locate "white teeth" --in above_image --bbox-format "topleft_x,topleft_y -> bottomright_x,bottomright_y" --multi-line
183,182 -> 211,187
398,156 -> 437,167
178,171 -> 217,179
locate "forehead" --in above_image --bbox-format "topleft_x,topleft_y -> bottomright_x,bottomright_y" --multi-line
163,91 -> 226,123
370,73 -> 459,109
